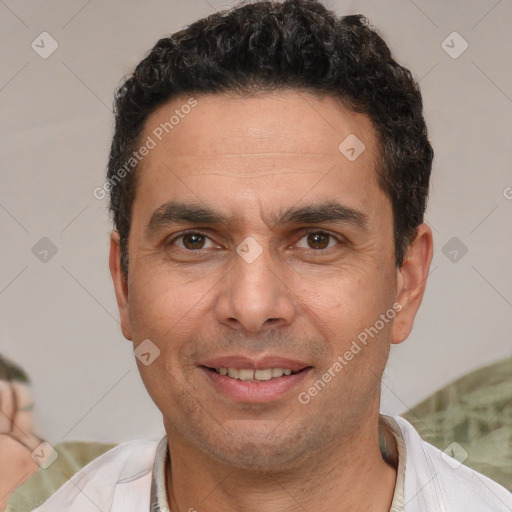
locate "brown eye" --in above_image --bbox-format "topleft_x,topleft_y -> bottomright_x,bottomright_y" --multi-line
181,233 -> 206,250
172,232 -> 211,251
307,232 -> 330,249
295,231 -> 341,251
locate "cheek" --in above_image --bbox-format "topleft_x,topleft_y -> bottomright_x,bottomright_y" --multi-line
127,266 -> 215,404
296,267 -> 384,325
128,264 -> 209,341
299,270 -> 396,370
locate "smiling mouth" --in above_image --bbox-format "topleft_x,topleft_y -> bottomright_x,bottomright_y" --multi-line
203,366 -> 308,382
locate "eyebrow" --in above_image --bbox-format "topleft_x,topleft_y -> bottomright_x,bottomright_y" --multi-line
145,200 -> 369,237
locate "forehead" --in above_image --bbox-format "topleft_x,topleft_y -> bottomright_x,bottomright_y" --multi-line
134,90 -> 387,227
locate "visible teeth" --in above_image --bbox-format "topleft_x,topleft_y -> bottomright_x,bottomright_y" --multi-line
238,369 -> 255,380
215,367 -> 295,381
254,369 -> 272,381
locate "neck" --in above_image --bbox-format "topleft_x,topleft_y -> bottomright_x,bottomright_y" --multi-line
165,413 -> 398,512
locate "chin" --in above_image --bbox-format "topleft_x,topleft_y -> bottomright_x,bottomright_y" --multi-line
199,422 -> 317,472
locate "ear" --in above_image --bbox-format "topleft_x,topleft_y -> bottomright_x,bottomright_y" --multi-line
391,223 -> 433,345
109,231 -> 133,341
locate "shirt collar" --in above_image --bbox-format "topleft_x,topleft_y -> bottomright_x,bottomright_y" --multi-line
150,436 -> 170,512
383,415 -> 407,512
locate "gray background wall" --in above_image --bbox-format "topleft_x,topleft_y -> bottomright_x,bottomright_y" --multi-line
1,0 -> 511,445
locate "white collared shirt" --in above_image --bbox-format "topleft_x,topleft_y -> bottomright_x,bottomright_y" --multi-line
33,416 -> 512,512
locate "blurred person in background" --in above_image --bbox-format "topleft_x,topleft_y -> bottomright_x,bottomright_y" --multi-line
0,355 -> 40,511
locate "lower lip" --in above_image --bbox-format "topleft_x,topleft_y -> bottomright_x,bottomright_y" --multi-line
200,367 -> 311,403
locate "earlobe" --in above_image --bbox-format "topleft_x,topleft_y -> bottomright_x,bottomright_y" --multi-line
391,224 -> 433,345
109,231 -> 133,340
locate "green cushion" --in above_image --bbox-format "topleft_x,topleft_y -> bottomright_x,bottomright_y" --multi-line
6,441 -> 115,512
401,356 -> 512,490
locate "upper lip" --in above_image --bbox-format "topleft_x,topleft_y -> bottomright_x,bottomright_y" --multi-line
199,355 -> 311,372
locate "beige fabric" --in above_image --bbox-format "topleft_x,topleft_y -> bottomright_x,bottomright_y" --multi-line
385,416 -> 406,512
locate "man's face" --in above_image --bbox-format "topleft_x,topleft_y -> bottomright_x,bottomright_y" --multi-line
111,91 -> 425,469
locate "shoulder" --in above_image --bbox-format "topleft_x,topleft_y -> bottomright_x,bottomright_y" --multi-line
391,416 -> 512,512
33,438 -> 161,512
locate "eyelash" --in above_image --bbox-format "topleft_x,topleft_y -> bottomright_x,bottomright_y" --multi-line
167,229 -> 344,252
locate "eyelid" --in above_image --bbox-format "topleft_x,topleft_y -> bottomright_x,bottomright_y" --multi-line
294,227 -> 344,241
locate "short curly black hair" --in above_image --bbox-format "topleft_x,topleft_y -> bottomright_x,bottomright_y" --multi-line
107,0 -> 433,277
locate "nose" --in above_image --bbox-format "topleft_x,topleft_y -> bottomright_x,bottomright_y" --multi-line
214,243 -> 297,333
